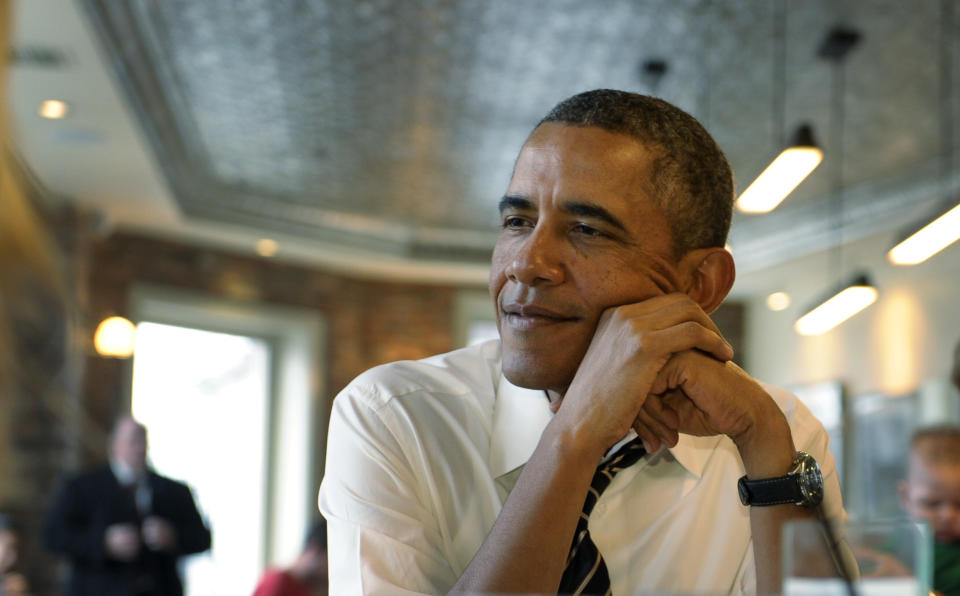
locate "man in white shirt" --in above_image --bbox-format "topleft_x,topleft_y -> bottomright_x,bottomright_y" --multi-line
319,89 -> 846,595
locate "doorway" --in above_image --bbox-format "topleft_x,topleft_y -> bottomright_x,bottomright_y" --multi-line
132,322 -> 270,595
129,286 -> 326,595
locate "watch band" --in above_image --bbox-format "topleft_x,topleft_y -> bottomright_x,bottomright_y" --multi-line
737,451 -> 824,507
738,473 -> 805,506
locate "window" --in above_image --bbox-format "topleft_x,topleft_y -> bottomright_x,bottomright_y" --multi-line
129,287 -> 325,594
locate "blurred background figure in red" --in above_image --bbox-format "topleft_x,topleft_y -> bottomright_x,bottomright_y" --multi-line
252,519 -> 328,596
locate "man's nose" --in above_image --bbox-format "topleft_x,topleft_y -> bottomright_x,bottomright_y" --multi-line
505,227 -> 563,286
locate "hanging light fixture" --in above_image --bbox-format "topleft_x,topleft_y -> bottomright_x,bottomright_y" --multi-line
737,1 -> 823,214
737,125 -> 823,214
888,204 -> 960,265
795,273 -> 878,336
888,0 -> 960,266
795,25 -> 876,336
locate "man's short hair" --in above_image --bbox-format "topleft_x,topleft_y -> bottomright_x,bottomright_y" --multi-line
539,89 -> 734,257
910,425 -> 960,466
305,518 -> 327,551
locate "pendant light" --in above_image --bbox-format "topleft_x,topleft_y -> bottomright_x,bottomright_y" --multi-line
888,0 -> 960,265
737,1 -> 823,214
795,273 -> 878,336
795,26 -> 876,337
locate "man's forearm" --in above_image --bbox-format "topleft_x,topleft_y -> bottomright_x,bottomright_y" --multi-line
749,500 -> 817,593
736,406 -> 814,594
451,421 -> 603,594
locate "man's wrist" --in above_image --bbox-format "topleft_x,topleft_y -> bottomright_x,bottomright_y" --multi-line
542,416 -> 608,468
733,402 -> 795,479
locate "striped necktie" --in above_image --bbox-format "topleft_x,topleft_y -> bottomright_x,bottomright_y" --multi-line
557,437 -> 647,595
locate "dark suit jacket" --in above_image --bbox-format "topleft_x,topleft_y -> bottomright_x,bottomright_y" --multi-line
43,465 -> 211,596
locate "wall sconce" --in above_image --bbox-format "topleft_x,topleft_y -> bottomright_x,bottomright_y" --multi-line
94,316 -> 136,358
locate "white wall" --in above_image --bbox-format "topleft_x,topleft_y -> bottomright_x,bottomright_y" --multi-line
741,231 -> 960,401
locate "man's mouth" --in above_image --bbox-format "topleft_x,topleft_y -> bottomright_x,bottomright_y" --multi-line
502,302 -> 578,330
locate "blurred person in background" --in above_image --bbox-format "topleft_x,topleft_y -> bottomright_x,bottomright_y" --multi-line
43,416 -> 211,596
900,426 -> 960,596
252,518 -> 329,596
0,514 -> 28,596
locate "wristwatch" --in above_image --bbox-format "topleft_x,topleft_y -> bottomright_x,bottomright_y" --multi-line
737,451 -> 824,508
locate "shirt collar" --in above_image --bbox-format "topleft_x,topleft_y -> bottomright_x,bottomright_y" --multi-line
110,459 -> 146,486
488,374 -> 554,479
664,432 -> 724,479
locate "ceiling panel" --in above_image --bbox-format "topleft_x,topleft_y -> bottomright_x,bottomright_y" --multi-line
78,0 -> 960,270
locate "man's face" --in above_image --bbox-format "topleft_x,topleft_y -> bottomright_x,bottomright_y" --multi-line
490,123 -> 682,393
111,418 -> 148,472
901,457 -> 960,543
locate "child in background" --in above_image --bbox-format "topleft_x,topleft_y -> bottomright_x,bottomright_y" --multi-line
900,426 -> 960,595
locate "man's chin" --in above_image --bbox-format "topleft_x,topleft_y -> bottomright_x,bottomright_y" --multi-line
501,357 -> 572,394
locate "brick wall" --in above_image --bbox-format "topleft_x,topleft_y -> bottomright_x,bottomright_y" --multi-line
6,228 -> 463,596
81,232 -> 461,458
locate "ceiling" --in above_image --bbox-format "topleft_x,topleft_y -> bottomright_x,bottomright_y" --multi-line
8,0 -> 960,293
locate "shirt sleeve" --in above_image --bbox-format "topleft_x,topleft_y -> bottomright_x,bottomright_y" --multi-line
318,386 -> 458,595
790,396 -> 847,529
734,386 -> 850,595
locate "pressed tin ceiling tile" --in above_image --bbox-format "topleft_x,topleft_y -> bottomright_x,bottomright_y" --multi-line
82,0 -> 957,269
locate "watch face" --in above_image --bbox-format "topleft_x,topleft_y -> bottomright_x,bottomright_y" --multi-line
796,452 -> 824,507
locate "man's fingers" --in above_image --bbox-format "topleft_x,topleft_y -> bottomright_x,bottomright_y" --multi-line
644,323 -> 733,364
643,393 -> 680,430
645,296 -> 723,337
634,424 -> 662,454
637,399 -> 680,448
607,293 -> 725,337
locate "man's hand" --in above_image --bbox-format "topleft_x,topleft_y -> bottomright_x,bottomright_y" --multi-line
553,294 -> 734,458
104,523 -> 141,561
142,516 -> 177,551
638,351 -> 794,477
636,350 -> 818,594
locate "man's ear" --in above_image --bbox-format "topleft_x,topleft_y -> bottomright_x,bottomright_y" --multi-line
681,247 -> 735,314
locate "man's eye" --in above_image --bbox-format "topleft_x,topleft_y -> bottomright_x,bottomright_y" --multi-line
572,223 -> 604,237
502,216 -> 530,229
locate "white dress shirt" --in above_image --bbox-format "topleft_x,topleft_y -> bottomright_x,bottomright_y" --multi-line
318,339 -> 845,595
110,459 -> 152,515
